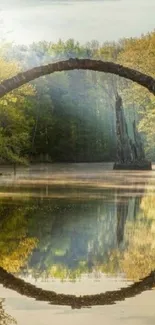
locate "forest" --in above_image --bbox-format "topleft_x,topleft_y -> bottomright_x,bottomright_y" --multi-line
0,31 -> 155,164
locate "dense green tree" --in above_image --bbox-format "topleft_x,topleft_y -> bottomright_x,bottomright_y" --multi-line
0,56 -> 35,164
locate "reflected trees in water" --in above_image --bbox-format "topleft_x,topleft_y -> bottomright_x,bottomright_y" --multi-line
0,200 -> 37,273
0,188 -> 155,282
101,193 -> 155,281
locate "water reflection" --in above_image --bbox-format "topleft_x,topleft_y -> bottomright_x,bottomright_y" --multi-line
0,265 -> 155,309
0,192 -> 142,280
0,192 -> 151,282
0,165 -> 155,312
0,298 -> 17,324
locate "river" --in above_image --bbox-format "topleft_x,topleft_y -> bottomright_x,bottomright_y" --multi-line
0,162 -> 155,324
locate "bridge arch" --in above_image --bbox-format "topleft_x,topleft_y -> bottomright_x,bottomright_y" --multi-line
0,266 -> 154,309
0,58 -> 155,98
0,59 -> 154,303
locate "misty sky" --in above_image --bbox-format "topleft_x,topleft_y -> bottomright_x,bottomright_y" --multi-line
1,0 -> 155,45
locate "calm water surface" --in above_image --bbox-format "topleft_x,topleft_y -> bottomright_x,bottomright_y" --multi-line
0,163 -> 155,324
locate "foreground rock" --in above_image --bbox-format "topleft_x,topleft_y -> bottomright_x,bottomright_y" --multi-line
113,160 -> 152,170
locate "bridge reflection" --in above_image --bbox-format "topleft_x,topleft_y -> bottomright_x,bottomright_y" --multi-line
0,266 -> 154,309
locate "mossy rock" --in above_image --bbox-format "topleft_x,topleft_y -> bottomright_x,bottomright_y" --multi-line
113,160 -> 152,170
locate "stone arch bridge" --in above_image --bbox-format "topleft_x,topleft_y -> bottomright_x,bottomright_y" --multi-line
0,58 -> 154,169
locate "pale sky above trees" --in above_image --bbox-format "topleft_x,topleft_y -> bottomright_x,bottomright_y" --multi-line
1,0 -> 155,44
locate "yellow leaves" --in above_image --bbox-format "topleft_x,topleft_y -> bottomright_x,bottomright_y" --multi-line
0,57 -> 20,81
121,248 -> 155,281
0,206 -> 38,274
0,237 -> 38,273
116,32 -> 155,157
117,31 -> 155,102
98,196 -> 155,282
0,56 -> 35,104
117,32 -> 155,77
10,97 -> 17,103
0,99 -> 7,106
119,214 -> 155,281
140,196 -> 155,221
0,96 -> 18,106
48,265 -> 68,280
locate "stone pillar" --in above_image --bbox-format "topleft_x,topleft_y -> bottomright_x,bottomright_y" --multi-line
113,93 -> 151,170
